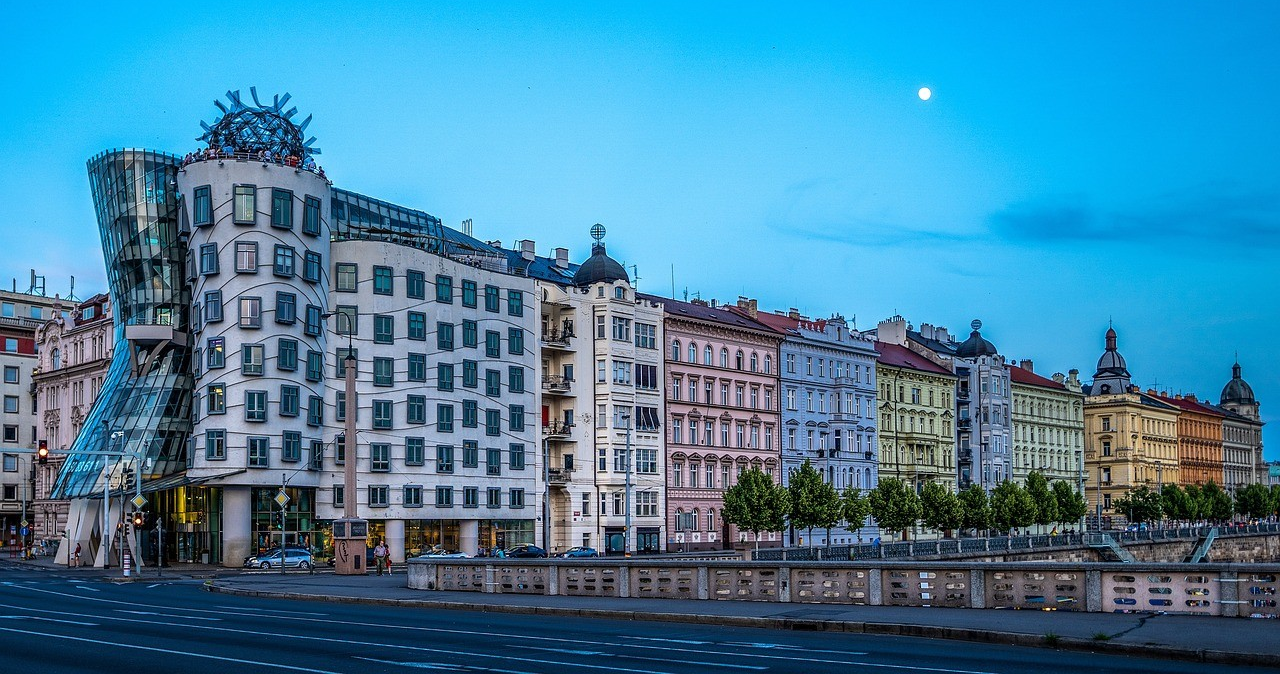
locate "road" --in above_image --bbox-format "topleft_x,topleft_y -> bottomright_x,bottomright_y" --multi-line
0,564 -> 1271,674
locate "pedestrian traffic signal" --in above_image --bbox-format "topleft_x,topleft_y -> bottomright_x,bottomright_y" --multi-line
37,441 -> 48,465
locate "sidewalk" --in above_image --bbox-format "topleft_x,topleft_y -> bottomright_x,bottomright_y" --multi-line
209,572 -> 1280,669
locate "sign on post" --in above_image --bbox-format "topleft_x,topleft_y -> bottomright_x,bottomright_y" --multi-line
130,495 -> 147,510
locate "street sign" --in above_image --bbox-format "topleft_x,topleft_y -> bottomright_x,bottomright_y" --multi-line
20,528 -> 28,537
274,490 -> 290,507
20,520 -> 28,528
130,495 -> 147,510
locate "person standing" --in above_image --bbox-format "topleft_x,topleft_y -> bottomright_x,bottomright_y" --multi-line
73,543 -> 81,568
373,540 -> 387,576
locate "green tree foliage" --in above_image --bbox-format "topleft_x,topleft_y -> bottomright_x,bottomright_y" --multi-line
990,480 -> 1037,533
1183,484 -> 1205,521
1234,483 -> 1272,520
1051,480 -> 1088,527
1025,472 -> 1059,529
868,477 -> 922,539
920,481 -> 964,535
1114,485 -> 1162,525
815,480 -> 845,546
1160,483 -> 1194,523
1271,485 -> 1280,518
722,467 -> 790,551
840,486 -> 872,535
958,484 -> 992,534
1200,481 -> 1234,522
786,461 -> 826,546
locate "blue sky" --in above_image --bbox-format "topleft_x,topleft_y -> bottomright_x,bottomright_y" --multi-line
1,2 -> 1276,460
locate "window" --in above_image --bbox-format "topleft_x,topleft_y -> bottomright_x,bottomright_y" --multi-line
404,485 -> 423,508
438,404 -> 455,432
233,185 -> 256,223
436,275 -> 453,302
510,489 -> 525,509
636,448 -> 657,474
2,396 -> 15,414
507,328 -> 524,356
437,445 -> 454,473
510,444 -> 526,470
373,357 -> 394,386
335,305 -> 357,335
596,315 -> 606,339
484,285 -> 499,312
508,366 -> 524,393
485,410 -> 501,437
704,346 -> 713,365
406,269 -> 425,299
271,189 -> 293,228
274,291 -> 296,325
407,395 -> 426,424
635,364 -> 657,390
672,418 -> 682,444
462,320 -> 477,347
273,245 -> 295,277
206,383 -> 226,414
486,447 -> 502,475
373,266 -> 393,295
720,348 -> 729,368
612,361 -> 632,385
1,367 -> 15,384
370,443 -> 390,471
241,344 -> 264,375
280,385 -> 300,417
302,195 -> 322,235
406,437 -> 425,466
373,400 -> 392,429
461,280 -> 477,307
207,338 -> 225,369
462,360 -> 478,388
463,401 -> 478,428
464,487 -> 479,508
507,289 -> 523,316
239,297 -> 261,328
487,487 -> 502,508
304,305 -> 322,336
282,431 -> 302,462
375,315 -> 394,344
248,437 -> 269,467
672,461 -> 683,487
369,486 -> 389,508
435,486 -> 454,507
333,485 -> 344,507
485,369 -> 501,396
205,429 -> 226,460
636,490 -> 658,517
438,363 -> 455,391
199,244 -> 219,275
635,323 -> 657,349
277,338 -> 298,371
407,353 -> 426,381
235,241 -> 258,273
407,312 -> 425,340
193,185 -> 212,225
305,350 -> 323,382
510,405 -> 525,432
438,322 -> 455,350
612,317 -> 631,341
485,331 -> 500,358
335,263 -> 358,292
245,390 -> 267,422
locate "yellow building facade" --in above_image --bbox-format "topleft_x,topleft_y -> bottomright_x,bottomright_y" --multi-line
1010,362 -> 1085,488
875,341 -> 958,493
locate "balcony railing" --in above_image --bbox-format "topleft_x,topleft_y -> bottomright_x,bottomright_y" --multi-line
542,421 -> 575,438
541,330 -> 573,348
548,466 -> 576,485
542,376 -> 573,395
957,418 -> 972,429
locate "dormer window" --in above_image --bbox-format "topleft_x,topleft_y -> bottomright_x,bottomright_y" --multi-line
614,286 -> 625,300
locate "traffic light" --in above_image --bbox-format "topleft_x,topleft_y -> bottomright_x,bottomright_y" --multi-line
37,441 -> 48,465
131,511 -> 145,527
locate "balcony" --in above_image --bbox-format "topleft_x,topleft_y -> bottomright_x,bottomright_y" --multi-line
958,449 -> 973,462
957,388 -> 971,401
548,465 -> 576,486
957,418 -> 972,430
541,375 -> 574,396
542,421 -> 575,439
540,325 -> 575,350
833,376 -> 855,388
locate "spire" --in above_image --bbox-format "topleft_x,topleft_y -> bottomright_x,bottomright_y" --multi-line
1105,325 -> 1117,351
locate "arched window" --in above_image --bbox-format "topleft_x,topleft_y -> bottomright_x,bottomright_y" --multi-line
764,354 -> 772,374
735,349 -> 744,370
671,339 -> 681,361
750,352 -> 758,372
707,509 -> 716,532
691,508 -> 700,531
688,342 -> 697,363
703,345 -> 712,365
51,348 -> 61,370
865,468 -> 872,488
719,348 -> 728,368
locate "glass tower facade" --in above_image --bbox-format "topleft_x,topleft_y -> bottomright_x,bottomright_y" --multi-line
52,149 -> 194,499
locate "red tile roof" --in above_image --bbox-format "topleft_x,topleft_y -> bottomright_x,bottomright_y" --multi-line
1009,364 -> 1066,390
1152,393 -> 1225,417
874,341 -> 954,376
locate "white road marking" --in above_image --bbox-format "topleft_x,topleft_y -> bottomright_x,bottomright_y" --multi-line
354,658 -> 464,670
0,625 -> 339,673
73,585 -> 99,592
218,605 -> 328,616
147,583 -> 161,588
518,645 -> 767,670
116,609 -> 222,621
0,615 -> 99,626
623,636 -> 710,645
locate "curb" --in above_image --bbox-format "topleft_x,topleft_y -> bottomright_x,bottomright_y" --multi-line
206,583 -> 1279,669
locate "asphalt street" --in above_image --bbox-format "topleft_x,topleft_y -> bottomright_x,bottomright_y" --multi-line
0,563 -> 1272,674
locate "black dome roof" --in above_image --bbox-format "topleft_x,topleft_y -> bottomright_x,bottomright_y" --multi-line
572,243 -> 628,287
1094,326 -> 1129,377
955,320 -> 998,358
1220,362 -> 1256,405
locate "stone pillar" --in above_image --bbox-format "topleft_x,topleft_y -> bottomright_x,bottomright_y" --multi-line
618,565 -> 631,598
1219,570 -> 1239,618
548,564 -> 559,595
869,567 -> 883,605
778,567 -> 791,603
697,565 -> 709,600
385,519 -> 406,563
222,486 -> 252,568
1085,568 -> 1103,612
969,568 -> 986,609
460,519 -> 479,557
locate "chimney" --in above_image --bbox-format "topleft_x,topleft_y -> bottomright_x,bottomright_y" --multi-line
876,315 -> 908,346
1019,359 -> 1034,373
936,326 -> 951,343
1185,393 -> 1197,402
787,307 -> 800,319
691,298 -> 709,307
736,297 -> 758,318
519,239 -> 535,262
553,247 -> 569,269
920,323 -> 934,340
710,299 -> 718,308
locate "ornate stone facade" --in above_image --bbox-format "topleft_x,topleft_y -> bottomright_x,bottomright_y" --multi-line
1010,362 -> 1084,488
874,341 -> 959,495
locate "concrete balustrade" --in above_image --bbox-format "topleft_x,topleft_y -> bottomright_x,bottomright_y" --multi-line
407,558 -> 1279,619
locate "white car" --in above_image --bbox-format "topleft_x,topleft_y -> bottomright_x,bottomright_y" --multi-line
417,550 -> 471,559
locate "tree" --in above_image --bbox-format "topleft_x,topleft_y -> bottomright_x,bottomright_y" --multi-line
1161,484 -> 1193,523
1234,483 -> 1272,520
920,481 -> 964,536
815,480 -> 845,547
1184,484 -> 1205,521
1200,481 -> 1234,522
1025,472 -> 1059,531
958,484 -> 992,535
786,461 -> 827,547
721,467 -> 790,551
840,486 -> 872,538
1271,485 -> 1280,519
990,480 -> 1037,533
868,477 -> 922,540
1051,480 -> 1087,528
1113,486 -> 1162,525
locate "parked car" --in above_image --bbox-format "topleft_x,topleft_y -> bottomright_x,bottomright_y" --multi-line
1125,523 -> 1150,532
505,544 -> 548,558
244,548 -> 313,569
417,549 -> 471,559
559,546 -> 599,558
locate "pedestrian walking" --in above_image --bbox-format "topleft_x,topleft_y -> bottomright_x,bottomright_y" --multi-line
73,543 -> 81,568
373,540 -> 387,576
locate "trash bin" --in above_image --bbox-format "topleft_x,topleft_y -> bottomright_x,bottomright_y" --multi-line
201,551 -> 210,564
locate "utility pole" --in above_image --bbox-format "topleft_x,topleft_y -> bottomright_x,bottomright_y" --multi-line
623,410 -> 633,557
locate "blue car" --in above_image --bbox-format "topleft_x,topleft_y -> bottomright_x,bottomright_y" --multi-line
559,546 -> 600,558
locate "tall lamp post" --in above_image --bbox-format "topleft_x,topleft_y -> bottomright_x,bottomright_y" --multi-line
324,310 -> 367,575
621,409 -> 633,557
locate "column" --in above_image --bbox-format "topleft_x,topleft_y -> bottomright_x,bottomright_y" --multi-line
221,486 -> 251,568
385,518 -> 406,563
460,519 -> 479,556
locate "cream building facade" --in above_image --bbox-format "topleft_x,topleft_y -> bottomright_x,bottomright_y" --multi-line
1010,361 -> 1084,488
874,341 -> 958,495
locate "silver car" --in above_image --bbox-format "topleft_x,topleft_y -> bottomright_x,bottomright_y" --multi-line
244,548 -> 313,569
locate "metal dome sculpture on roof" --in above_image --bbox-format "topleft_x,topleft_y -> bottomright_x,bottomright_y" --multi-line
955,319 -> 999,358
197,88 -> 320,160
572,224 -> 629,287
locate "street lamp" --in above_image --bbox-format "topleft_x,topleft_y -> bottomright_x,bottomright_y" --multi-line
621,409 -> 633,557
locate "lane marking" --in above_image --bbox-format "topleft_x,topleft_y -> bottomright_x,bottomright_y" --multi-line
116,609 -> 222,621
623,636 -> 710,645
355,658 -> 524,674
0,625 -> 340,674
517,645 -> 767,670
353,659 -> 464,671
0,615 -> 99,626
216,604 -> 328,616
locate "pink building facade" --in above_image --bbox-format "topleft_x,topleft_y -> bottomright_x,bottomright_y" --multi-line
650,295 -> 782,552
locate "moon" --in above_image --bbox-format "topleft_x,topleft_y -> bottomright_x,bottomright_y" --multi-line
918,87 -> 932,101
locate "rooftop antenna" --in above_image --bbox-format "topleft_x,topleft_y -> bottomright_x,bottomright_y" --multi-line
27,269 -> 46,296
461,218 -> 473,238
670,264 -> 675,300
67,275 -> 80,303
629,264 -> 640,292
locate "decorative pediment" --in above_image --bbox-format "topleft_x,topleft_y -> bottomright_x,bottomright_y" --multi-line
785,419 -> 800,426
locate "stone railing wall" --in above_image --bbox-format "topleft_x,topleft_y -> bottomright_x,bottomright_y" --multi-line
407,559 -> 1280,619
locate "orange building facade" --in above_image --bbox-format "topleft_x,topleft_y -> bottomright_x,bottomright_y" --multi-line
1155,393 -> 1226,487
